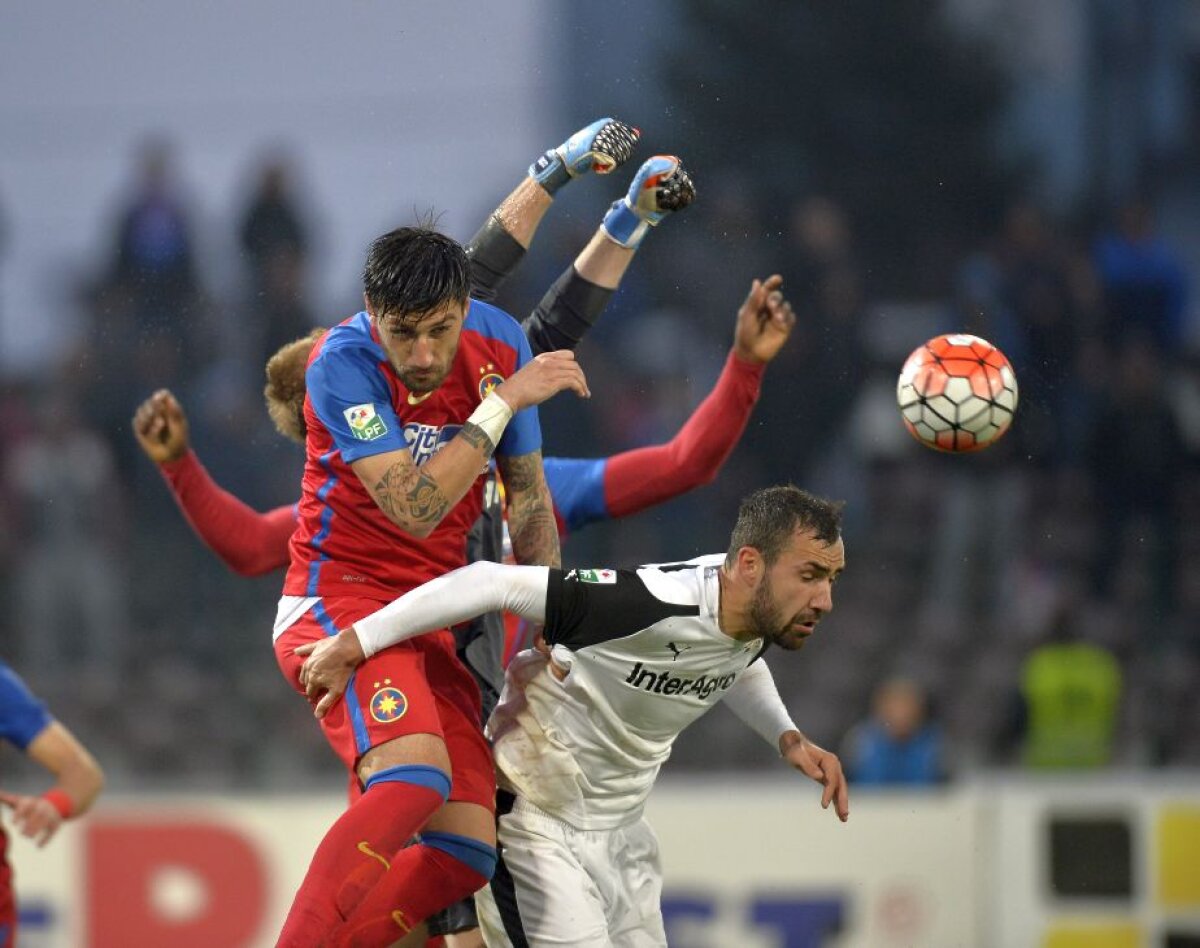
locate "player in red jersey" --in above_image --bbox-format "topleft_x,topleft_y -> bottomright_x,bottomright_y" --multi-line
0,659 -> 105,948
268,225 -> 591,946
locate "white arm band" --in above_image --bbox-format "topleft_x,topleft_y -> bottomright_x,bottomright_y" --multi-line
722,658 -> 799,748
354,561 -> 549,658
466,391 -> 514,450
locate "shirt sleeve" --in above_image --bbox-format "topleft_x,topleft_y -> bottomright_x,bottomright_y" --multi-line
307,345 -> 409,462
354,562 -> 549,658
0,662 -> 52,750
158,451 -> 294,576
543,568 -> 697,650
496,330 -> 542,458
721,658 -> 798,748
543,457 -> 609,532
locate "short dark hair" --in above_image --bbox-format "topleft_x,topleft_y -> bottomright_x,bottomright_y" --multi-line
726,485 -> 844,566
362,227 -> 470,321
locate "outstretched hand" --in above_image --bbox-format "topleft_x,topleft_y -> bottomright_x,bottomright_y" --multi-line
0,790 -> 65,847
733,275 -> 796,365
132,388 -> 190,464
780,732 -> 850,822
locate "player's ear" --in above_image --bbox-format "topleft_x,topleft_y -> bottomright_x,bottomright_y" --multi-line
737,546 -> 763,586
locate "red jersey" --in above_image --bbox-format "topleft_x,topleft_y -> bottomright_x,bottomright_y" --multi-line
283,303 -> 540,601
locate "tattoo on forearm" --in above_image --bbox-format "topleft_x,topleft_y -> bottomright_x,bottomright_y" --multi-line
459,422 -> 496,461
373,462 -> 450,529
500,452 -> 561,567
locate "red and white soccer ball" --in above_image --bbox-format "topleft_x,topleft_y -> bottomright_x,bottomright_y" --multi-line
896,333 -> 1019,452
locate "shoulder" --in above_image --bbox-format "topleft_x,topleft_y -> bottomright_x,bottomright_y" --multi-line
636,554 -> 724,606
308,314 -> 387,384
463,299 -> 528,353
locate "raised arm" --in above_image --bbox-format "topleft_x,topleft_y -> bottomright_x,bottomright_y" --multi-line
522,155 -> 696,354
554,276 -> 794,527
467,118 -> 640,303
296,561 -> 549,716
133,389 -> 295,575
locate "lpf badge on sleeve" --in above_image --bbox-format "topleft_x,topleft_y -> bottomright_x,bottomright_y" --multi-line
344,403 -> 388,441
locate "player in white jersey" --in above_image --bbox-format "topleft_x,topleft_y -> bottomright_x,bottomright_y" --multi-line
297,484 -> 848,947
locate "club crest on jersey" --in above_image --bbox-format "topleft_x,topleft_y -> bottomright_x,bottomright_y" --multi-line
344,403 -> 388,441
566,568 -> 617,584
403,423 -> 462,467
478,367 -> 505,399
369,680 -> 408,724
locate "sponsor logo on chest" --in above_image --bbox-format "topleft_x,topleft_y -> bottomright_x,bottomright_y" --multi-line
403,423 -> 462,467
623,661 -> 739,701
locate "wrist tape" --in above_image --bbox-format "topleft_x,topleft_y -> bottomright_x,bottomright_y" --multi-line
467,391 -> 514,450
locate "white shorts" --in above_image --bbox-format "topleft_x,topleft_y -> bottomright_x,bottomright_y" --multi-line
476,793 -> 667,947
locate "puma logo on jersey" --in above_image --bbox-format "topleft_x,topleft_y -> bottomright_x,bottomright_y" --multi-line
666,642 -> 691,661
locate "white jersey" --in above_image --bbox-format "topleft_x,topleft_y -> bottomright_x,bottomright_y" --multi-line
487,554 -> 766,831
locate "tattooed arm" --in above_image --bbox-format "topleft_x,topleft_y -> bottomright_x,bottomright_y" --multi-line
349,421 -> 496,539
497,449 -> 561,568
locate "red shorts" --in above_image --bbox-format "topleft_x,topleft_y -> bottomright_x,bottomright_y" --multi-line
275,596 -> 495,811
0,837 -> 13,948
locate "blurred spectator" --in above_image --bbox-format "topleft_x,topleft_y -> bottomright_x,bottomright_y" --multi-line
109,138 -> 200,333
843,678 -> 945,786
238,159 -> 315,368
1085,338 -> 1185,624
1016,610 -> 1123,769
5,386 -> 128,675
1093,199 -> 1189,354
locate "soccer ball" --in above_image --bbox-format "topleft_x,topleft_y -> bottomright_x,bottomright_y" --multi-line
896,334 -> 1018,452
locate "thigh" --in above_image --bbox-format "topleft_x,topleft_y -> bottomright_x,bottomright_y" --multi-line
426,637 -> 495,812
496,802 -> 610,948
274,599 -> 450,767
607,820 -> 666,948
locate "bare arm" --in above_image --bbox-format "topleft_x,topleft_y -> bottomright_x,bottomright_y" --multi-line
498,449 -> 561,568
352,352 -> 589,539
0,721 -> 105,846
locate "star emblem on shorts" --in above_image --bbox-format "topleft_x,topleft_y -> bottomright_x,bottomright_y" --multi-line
369,679 -> 408,723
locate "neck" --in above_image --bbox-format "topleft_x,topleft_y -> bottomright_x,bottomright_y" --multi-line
717,568 -> 757,642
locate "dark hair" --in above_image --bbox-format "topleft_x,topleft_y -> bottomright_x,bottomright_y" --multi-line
264,327 -> 326,444
362,227 -> 470,321
726,485 -> 844,566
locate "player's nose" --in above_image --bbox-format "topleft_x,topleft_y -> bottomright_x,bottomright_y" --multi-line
409,337 -> 436,367
811,579 -> 834,614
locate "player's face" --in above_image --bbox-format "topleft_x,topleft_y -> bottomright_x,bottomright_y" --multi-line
373,301 -> 467,394
749,529 -> 844,651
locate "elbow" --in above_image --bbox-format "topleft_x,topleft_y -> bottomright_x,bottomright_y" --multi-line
403,520 -> 437,540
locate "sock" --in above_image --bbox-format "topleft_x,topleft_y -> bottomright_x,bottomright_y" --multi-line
326,832 -> 497,948
276,765 -> 451,947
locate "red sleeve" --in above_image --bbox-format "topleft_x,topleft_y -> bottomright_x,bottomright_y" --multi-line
158,450 -> 296,576
603,351 -> 765,519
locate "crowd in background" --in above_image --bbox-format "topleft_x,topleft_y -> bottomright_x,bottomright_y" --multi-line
0,132 -> 1197,791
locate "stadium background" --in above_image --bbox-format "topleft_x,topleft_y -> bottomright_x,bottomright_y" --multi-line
2,1 -> 1199,945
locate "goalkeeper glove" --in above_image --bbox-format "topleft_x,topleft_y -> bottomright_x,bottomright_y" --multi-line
601,155 -> 696,249
529,118 -> 640,195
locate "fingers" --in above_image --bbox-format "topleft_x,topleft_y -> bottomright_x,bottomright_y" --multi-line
0,790 -> 18,808
294,642 -> 316,657
314,689 -> 340,720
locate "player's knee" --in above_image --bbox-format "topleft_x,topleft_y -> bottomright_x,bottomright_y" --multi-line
421,830 -> 498,884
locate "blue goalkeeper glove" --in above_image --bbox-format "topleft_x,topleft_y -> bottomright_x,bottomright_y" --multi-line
601,155 -> 696,249
529,118 -> 641,195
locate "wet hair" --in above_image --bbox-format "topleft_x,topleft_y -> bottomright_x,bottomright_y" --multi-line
725,485 -> 844,566
362,227 -> 470,321
264,328 -> 325,444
